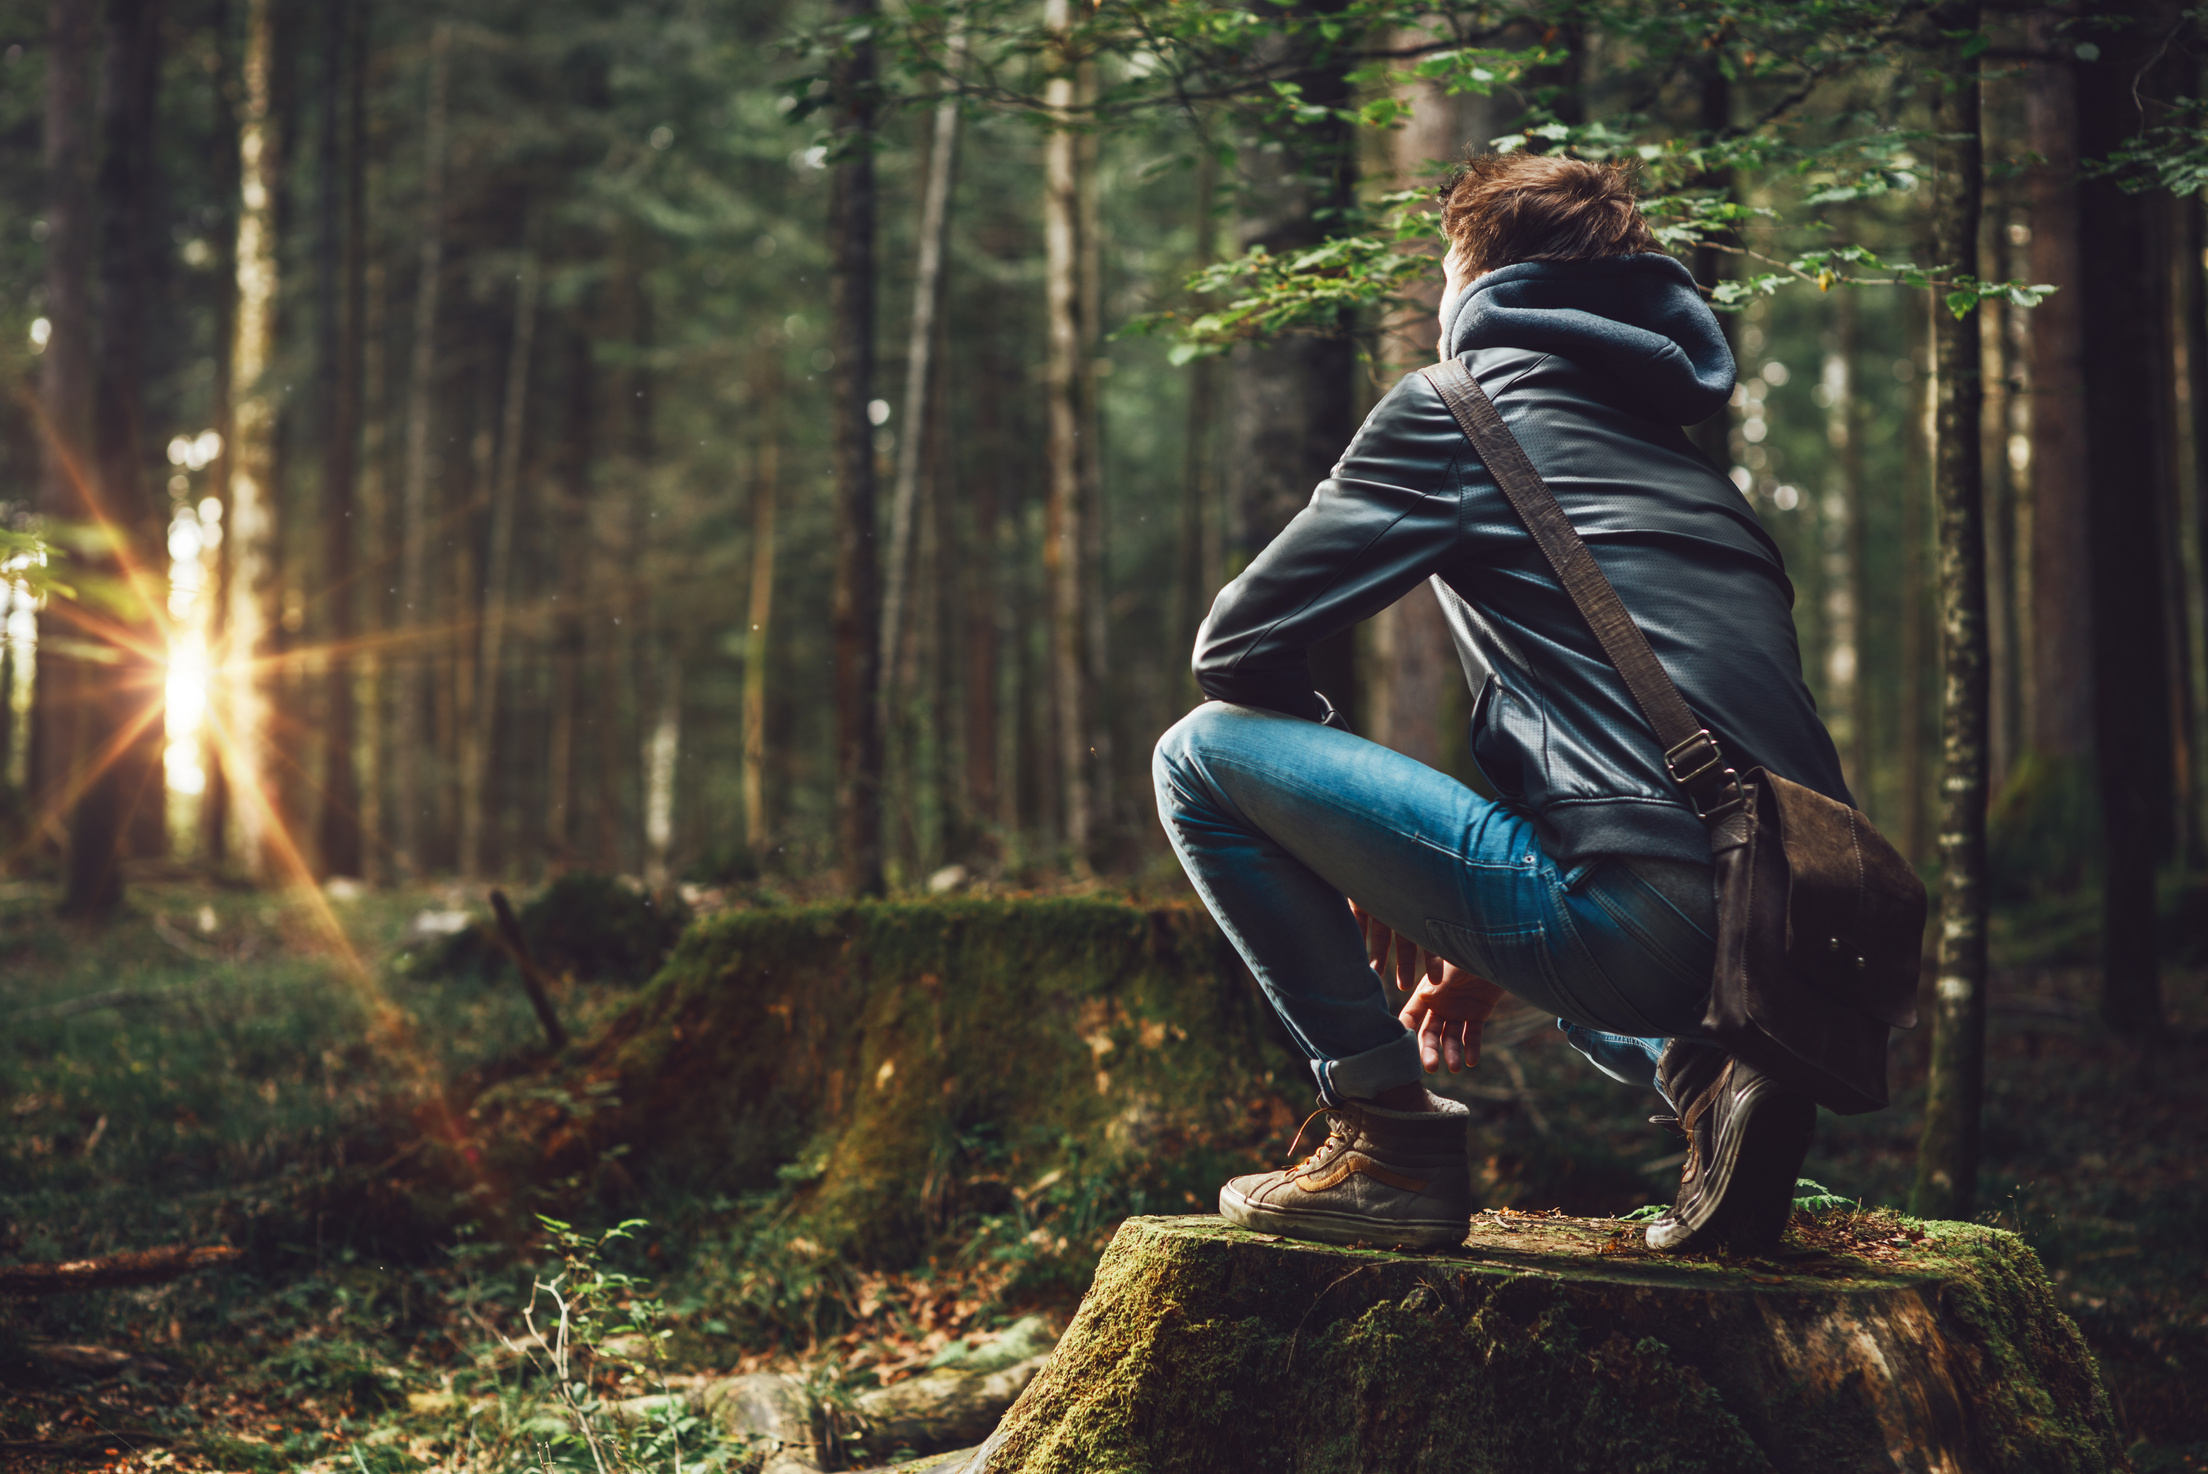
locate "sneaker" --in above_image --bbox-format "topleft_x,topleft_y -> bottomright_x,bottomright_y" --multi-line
1219,1094 -> 1472,1250
1645,1049 -> 1814,1255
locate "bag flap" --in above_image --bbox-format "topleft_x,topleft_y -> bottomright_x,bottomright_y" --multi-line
1766,773 -> 1928,1029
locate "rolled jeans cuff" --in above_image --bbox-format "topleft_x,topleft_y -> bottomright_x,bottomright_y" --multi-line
1312,1030 -> 1421,1103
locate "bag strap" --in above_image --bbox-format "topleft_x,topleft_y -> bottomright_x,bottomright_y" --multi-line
1419,356 -> 1745,823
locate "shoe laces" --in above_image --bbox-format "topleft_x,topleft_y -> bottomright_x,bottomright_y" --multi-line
1283,1106 -> 1352,1176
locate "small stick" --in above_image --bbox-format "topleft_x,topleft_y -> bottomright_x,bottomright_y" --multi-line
0,1244 -> 240,1297
490,888 -> 568,1051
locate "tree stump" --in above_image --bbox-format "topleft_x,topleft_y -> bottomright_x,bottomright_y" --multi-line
962,1212 -> 2124,1474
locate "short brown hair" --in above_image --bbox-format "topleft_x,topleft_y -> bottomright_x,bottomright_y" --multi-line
1437,153 -> 1654,275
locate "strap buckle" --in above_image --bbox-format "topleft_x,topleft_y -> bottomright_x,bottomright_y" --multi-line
1664,729 -> 1746,821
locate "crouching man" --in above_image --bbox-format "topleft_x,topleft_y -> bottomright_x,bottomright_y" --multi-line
1152,152 -> 1851,1255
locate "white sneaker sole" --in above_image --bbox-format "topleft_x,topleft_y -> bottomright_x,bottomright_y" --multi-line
1218,1181 -> 1469,1250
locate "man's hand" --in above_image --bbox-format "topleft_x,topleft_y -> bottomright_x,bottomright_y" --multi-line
1349,899 -> 1506,1074
1398,966 -> 1506,1073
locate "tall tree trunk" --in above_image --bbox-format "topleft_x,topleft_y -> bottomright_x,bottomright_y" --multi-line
1899,300 -> 1930,865
218,0 -> 281,881
829,0 -> 883,895
316,0 -> 364,878
356,253 -> 387,880
1076,65 -> 1113,862
644,653 -> 680,884
1367,46 -> 1478,771
1172,134 -> 1220,714
1043,0 -> 1094,876
197,0 -> 241,865
394,19 -> 449,877
1223,10 -> 1359,725
2077,3 -> 2181,1033
33,0 -> 96,883
1981,192 -> 2020,798
1912,8 -> 1988,1221
460,253 -> 535,877
879,30 -> 962,877
742,345 -> 779,857
2023,25 -> 2092,765
1823,291 -> 1866,800
99,0 -> 166,868
546,325 -> 591,867
1687,56 -> 1735,470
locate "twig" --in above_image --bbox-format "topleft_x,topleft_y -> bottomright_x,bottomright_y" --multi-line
0,1244 -> 241,1298
489,889 -> 568,1051
8,986 -> 182,1023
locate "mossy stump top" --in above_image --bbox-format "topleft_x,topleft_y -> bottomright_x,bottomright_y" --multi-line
965,1212 -> 2123,1474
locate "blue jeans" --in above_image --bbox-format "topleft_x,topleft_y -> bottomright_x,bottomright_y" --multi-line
1153,702 -> 1723,1104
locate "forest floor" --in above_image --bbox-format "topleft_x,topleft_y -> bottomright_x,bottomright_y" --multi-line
0,872 -> 2202,1473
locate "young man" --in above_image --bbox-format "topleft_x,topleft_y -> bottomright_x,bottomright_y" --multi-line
1152,153 -> 1849,1254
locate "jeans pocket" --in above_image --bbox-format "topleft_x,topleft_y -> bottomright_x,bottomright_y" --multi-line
1426,918 -> 1571,1021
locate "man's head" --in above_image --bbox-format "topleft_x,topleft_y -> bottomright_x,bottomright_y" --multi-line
1436,152 -> 1655,305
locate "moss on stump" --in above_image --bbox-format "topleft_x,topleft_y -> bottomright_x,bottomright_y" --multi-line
968,1212 -> 2123,1474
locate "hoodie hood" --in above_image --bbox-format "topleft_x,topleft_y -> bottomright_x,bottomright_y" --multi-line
1439,253 -> 1735,425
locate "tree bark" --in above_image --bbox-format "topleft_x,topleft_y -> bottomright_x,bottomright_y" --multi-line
97,0 -> 167,871
1171,136 -> 1221,716
2076,3 -> 2181,1033
394,19 -> 450,878
356,253 -> 388,881
2023,26 -> 2092,764
1043,0 -> 1094,877
1899,300 -> 1930,866
316,0 -> 365,879
1366,45 -> 1478,771
742,345 -> 779,858
460,254 -> 536,877
33,0 -> 96,881
1822,292 -> 1866,800
546,326 -> 591,867
1912,8 -> 1988,1222
1687,57 -> 1735,471
967,1215 -> 2123,1474
217,0 -> 281,881
829,0 -> 883,896
879,27 -> 963,877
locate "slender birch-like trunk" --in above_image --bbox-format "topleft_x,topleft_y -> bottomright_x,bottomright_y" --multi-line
1913,7 -> 1989,1220
219,0 -> 281,881
394,20 -> 449,877
828,0 -> 883,895
879,27 -> 964,861
1043,0 -> 1093,875
742,354 -> 779,856
317,0 -> 365,878
460,254 -> 536,877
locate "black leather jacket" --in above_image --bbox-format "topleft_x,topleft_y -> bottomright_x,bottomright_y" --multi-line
1191,253 -> 1851,870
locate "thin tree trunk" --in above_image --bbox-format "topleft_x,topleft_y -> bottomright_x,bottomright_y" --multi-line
99,0 -> 166,868
2077,3 -> 2181,1033
33,0 -> 96,882
742,347 -> 779,857
1367,45 -> 1474,771
394,19 -> 449,877
1912,8 -> 1988,1221
1076,62 -> 1112,862
1687,58 -> 1735,470
2024,26 -> 2092,764
1173,135 -> 1220,714
357,253 -> 387,881
316,0 -> 364,878
1043,0 -> 1093,876
1823,292 -> 1864,800
644,654 -> 680,884
879,27 -> 964,867
460,254 -> 535,877
198,0 -> 241,865
218,0 -> 281,882
1981,196 -> 2020,798
546,327 -> 590,866
829,0 -> 884,896
1899,299 -> 1930,866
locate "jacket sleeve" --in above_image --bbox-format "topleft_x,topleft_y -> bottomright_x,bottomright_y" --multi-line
1192,371 -> 1471,721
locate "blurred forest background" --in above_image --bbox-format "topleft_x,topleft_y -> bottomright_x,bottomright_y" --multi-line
3,0 -> 2208,1468
0,0 -> 2195,930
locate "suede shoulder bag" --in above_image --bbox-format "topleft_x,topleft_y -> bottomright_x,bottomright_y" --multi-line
1420,357 -> 1926,1115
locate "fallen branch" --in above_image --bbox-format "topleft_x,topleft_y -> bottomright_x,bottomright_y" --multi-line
489,888 -> 568,1051
0,1244 -> 241,1298
8,987 -> 181,1024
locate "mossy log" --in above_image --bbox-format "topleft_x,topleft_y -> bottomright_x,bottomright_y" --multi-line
963,1213 -> 2124,1474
